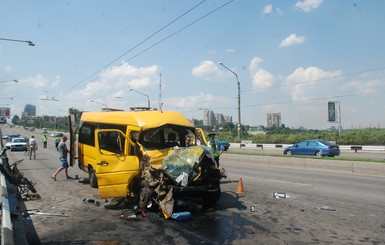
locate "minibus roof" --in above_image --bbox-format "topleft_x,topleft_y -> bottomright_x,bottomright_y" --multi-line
80,110 -> 193,130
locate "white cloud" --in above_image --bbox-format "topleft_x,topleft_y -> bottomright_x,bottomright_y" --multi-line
262,4 -> 273,15
192,60 -> 221,81
101,62 -> 159,89
340,79 -> 383,94
286,66 -> 342,101
249,57 -> 264,73
276,8 -> 283,15
225,48 -> 236,53
252,69 -> 275,90
248,57 -> 275,90
0,65 -> 13,73
21,74 -> 49,88
162,93 -> 231,111
51,75 -> 61,88
279,34 -> 306,47
295,0 -> 323,12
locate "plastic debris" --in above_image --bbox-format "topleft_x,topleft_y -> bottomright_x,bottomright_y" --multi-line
83,198 -> 100,206
250,206 -> 256,212
316,206 -> 336,211
273,192 -> 286,198
171,211 -> 192,221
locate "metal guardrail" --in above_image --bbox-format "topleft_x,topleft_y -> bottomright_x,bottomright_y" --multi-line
236,143 -> 385,151
0,129 -> 14,245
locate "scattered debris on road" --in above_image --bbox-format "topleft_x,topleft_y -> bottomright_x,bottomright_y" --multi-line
22,209 -> 69,217
83,198 -> 100,206
273,192 -> 286,198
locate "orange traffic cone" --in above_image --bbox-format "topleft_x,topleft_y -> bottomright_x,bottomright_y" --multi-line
236,178 -> 245,195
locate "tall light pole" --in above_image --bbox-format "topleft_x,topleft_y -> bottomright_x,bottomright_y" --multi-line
0,38 -> 35,46
219,62 -> 241,140
129,88 -> 150,109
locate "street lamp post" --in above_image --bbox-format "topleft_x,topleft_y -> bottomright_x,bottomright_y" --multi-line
129,88 -> 150,109
219,62 -> 241,140
0,38 -> 35,46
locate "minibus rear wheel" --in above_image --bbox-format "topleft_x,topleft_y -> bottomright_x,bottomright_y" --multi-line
89,168 -> 98,188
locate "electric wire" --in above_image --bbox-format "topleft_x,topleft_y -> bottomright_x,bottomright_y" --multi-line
58,0 -> 233,98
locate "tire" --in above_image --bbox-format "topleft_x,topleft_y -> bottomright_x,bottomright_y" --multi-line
138,181 -> 153,210
315,151 -> 323,157
89,169 -> 98,188
286,150 -> 293,155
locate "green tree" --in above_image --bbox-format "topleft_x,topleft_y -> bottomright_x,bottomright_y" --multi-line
11,115 -> 20,124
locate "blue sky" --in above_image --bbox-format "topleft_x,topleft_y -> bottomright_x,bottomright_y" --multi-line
1,0 -> 385,129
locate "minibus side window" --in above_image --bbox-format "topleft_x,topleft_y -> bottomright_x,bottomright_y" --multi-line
79,123 -> 95,146
98,131 -> 124,155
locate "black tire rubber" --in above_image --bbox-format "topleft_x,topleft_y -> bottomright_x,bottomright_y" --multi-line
138,180 -> 153,210
89,169 -> 98,188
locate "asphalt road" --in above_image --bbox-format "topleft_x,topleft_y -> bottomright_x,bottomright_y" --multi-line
2,126 -> 385,244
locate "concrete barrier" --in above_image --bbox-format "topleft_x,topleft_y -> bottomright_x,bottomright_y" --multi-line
221,154 -> 385,177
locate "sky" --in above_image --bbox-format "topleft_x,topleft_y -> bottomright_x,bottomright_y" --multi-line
1,0 -> 385,130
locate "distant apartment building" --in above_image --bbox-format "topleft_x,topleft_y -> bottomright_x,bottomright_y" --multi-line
215,113 -> 225,125
203,110 -> 232,126
267,112 -> 281,128
24,104 -> 36,116
224,115 -> 233,123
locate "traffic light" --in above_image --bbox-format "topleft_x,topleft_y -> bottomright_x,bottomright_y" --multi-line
328,101 -> 336,122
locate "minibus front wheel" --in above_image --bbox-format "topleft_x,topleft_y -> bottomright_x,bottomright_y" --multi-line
138,180 -> 153,210
89,167 -> 98,188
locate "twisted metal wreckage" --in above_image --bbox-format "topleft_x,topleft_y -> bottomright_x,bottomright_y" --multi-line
139,145 -> 223,218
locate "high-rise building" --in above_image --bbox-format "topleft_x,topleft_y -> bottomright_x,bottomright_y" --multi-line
267,112 -> 281,127
224,115 -> 233,123
24,104 -> 36,116
215,113 -> 225,125
203,110 -> 232,127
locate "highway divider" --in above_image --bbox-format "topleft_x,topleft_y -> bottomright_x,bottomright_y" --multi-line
235,143 -> 385,152
222,154 -> 385,177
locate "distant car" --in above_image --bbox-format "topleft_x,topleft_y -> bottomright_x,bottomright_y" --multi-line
42,128 -> 48,134
5,134 -> 21,149
219,139 -> 230,151
283,140 -> 340,157
51,132 -> 64,137
10,137 -> 28,151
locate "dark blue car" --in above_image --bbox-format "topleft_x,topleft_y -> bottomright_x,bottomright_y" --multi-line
283,140 -> 340,157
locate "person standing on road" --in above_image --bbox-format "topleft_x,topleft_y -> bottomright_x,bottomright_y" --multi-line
51,135 -> 71,181
28,135 -> 38,160
55,136 -> 61,151
43,135 -> 48,148
207,133 -> 224,167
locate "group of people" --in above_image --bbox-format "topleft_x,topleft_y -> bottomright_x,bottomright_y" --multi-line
27,134 -> 71,181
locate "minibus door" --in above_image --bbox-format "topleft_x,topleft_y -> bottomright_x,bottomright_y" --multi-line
94,129 -> 139,199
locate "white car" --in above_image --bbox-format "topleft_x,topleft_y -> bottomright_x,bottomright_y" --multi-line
10,137 -> 28,151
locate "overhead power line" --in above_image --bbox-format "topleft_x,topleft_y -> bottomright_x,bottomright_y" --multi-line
58,0 -> 233,98
247,66 -> 385,93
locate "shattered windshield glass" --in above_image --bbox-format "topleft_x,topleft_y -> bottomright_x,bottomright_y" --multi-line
161,145 -> 215,185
